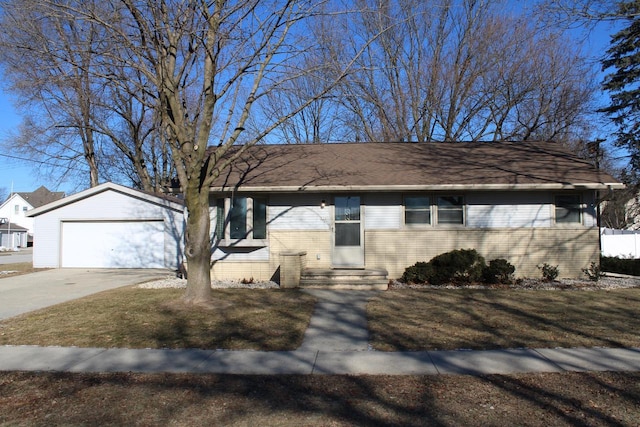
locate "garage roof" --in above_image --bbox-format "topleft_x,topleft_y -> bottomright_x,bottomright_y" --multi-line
26,182 -> 184,217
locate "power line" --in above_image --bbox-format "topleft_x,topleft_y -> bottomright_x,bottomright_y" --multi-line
0,152 -> 86,171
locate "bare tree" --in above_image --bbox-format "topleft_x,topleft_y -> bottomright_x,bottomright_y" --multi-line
262,54 -> 347,144
92,65 -> 174,192
0,1 -> 106,187
326,0 -> 598,143
536,0 -> 635,26
0,0 -> 366,303
65,0 -> 355,304
0,0 -> 174,191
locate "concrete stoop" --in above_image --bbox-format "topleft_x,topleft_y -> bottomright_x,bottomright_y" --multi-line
299,268 -> 388,290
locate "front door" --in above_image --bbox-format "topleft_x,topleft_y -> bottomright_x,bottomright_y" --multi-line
332,195 -> 364,267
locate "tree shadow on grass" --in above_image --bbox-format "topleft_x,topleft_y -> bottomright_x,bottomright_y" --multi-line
368,289 -> 640,351
2,371 -> 639,426
130,289 -> 317,351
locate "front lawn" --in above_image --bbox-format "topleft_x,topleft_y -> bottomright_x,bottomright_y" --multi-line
368,288 -> 640,351
1,371 -> 639,426
0,287 -> 316,351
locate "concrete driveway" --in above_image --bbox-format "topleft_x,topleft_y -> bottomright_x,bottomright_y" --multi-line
0,269 -> 171,320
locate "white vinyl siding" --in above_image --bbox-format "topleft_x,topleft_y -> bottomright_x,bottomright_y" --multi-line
365,193 -> 401,230
267,194 -> 331,230
466,192 -> 552,228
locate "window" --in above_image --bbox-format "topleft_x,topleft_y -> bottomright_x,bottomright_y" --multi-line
14,205 -> 19,215
229,197 -> 247,239
437,196 -> 464,225
555,195 -> 581,224
253,198 -> 267,239
215,199 -> 225,239
214,196 -> 267,243
335,196 -> 361,246
405,196 -> 431,225
403,194 -> 465,226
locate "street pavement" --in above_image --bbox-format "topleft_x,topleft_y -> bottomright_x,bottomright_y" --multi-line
0,273 -> 639,376
0,248 -> 33,265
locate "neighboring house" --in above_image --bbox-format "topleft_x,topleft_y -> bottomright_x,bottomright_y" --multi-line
0,219 -> 28,249
205,142 -> 622,280
26,183 -> 184,269
0,186 -> 65,246
622,192 -> 640,230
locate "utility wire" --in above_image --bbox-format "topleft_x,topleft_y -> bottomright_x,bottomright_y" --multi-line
0,152 -> 86,171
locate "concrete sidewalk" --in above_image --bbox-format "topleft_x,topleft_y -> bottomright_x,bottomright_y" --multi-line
1,288 -> 639,376
299,290 -> 372,351
1,345 -> 639,375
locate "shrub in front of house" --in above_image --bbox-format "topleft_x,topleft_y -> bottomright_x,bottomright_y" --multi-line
482,258 -> 515,284
402,249 -> 486,286
402,250 -> 518,286
582,261 -> 602,281
538,263 -> 559,282
428,249 -> 486,285
401,261 -> 433,284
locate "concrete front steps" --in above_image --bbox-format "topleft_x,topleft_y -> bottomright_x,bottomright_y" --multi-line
299,268 -> 389,290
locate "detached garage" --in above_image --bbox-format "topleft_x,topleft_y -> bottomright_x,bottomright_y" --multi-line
27,182 -> 185,269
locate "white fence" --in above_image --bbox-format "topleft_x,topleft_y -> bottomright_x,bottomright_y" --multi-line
601,228 -> 640,259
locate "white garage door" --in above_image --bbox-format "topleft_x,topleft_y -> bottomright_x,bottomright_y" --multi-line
61,220 -> 165,268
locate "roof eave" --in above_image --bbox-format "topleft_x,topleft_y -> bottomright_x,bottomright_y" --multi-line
209,182 -> 625,193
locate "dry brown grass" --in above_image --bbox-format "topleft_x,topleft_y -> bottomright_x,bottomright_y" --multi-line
368,288 -> 640,351
0,287 -> 316,351
1,371 -> 638,426
0,262 -> 46,278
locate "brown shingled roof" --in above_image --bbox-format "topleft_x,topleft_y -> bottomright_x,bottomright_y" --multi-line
209,142 -> 621,192
15,186 -> 65,208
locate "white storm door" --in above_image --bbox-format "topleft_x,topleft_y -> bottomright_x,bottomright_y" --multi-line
332,195 -> 364,268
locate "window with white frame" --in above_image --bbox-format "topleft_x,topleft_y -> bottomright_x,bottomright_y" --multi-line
403,195 -> 465,226
214,196 -> 267,242
404,195 -> 431,225
555,194 -> 581,224
437,196 -> 464,225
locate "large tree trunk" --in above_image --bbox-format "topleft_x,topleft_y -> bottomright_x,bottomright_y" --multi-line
182,182 -> 212,304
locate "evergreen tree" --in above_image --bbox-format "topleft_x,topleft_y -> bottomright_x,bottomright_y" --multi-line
601,1 -> 640,174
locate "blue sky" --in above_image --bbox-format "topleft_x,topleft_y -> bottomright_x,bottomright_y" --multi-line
0,92 -> 79,196
0,92 -> 35,194
0,16 -> 627,197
